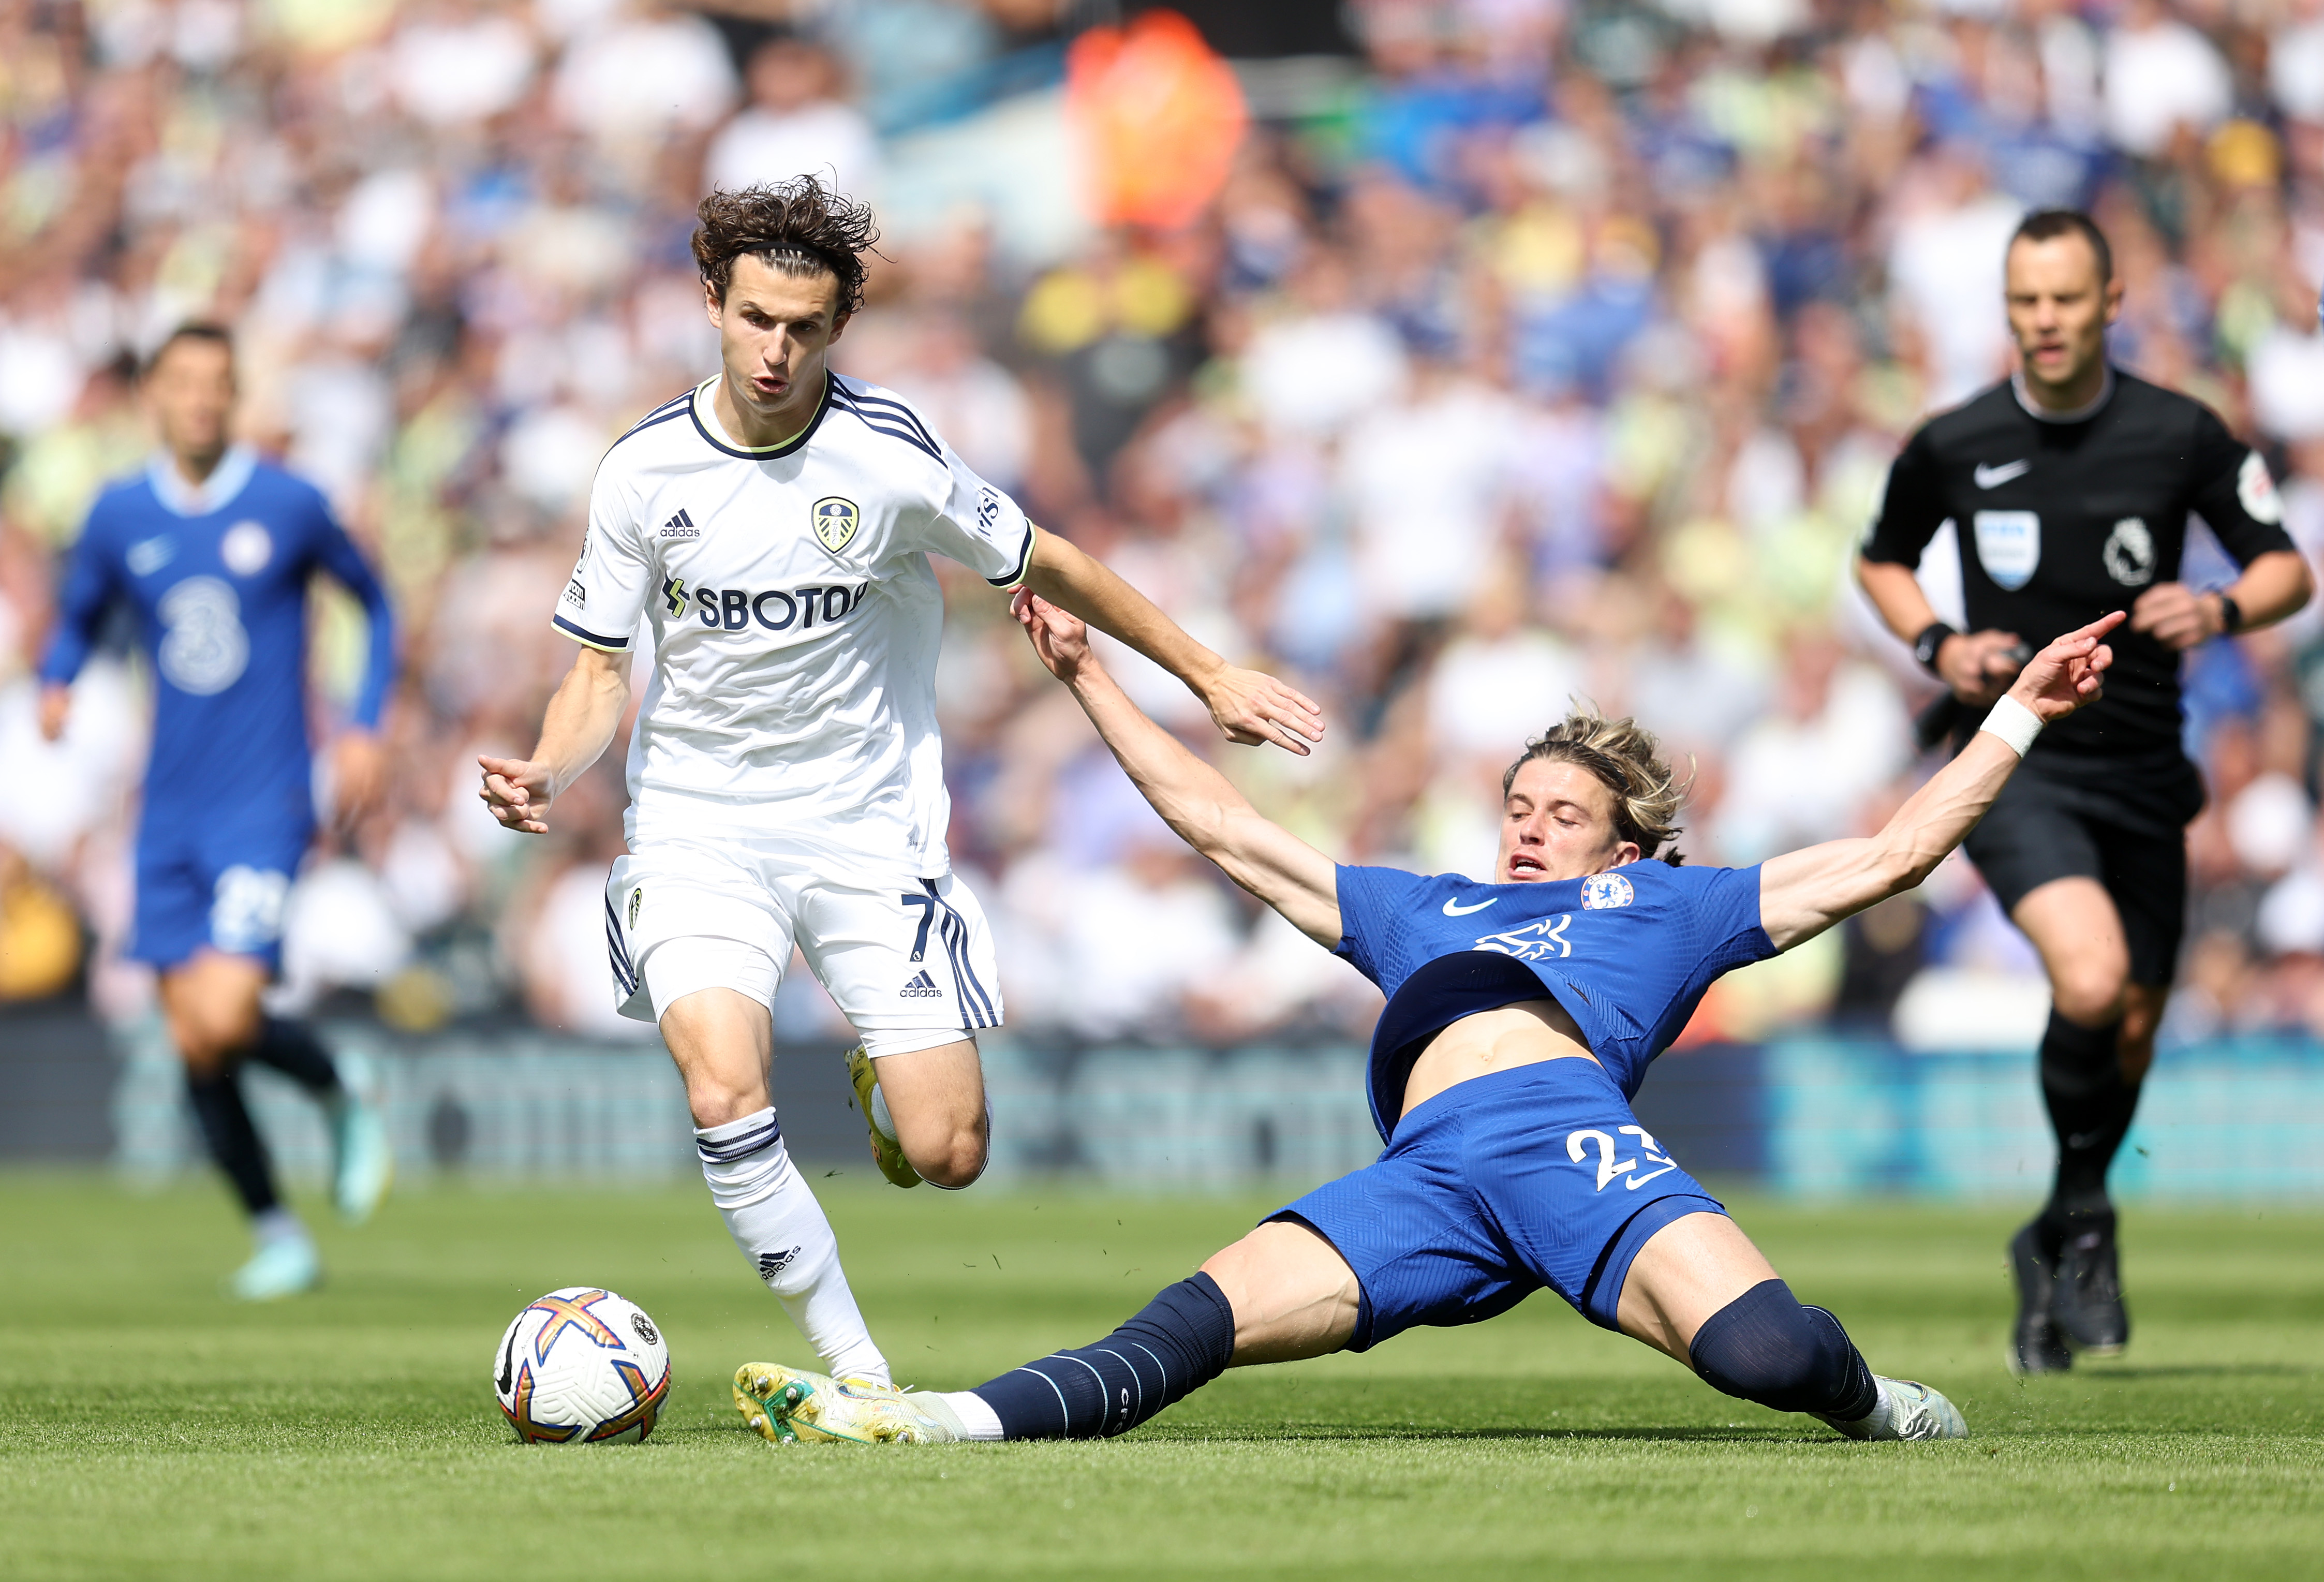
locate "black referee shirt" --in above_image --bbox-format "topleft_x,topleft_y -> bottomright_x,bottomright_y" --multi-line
1863,368 -> 2296,758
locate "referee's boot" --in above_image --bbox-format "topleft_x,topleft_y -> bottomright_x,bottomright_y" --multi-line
846,1046 -> 921,1189
2007,1220 -> 2074,1375
2049,1208 -> 2129,1356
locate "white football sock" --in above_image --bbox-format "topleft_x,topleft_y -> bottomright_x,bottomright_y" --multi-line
253,1206 -> 309,1248
695,1108 -> 891,1386
928,1389 -> 1005,1440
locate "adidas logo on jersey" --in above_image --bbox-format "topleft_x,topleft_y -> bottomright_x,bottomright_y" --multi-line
899,970 -> 943,999
659,508 -> 699,539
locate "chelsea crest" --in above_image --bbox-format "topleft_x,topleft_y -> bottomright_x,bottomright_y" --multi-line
812,496 -> 860,554
1580,873 -> 1634,910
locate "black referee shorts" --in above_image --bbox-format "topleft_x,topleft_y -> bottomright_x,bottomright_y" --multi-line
1961,749 -> 2202,988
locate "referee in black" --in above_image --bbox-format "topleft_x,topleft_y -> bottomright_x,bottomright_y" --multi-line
1858,209 -> 2313,1374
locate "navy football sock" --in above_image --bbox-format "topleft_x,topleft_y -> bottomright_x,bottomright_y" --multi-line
243,1018 -> 343,1098
1689,1278 -> 1878,1422
970,1274 -> 1237,1439
2036,1011 -> 2137,1233
185,1069 -> 280,1217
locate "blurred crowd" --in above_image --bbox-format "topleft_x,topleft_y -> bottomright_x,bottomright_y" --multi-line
7,0 -> 2324,1052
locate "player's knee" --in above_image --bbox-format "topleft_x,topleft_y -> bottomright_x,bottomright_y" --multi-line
2049,959 -> 2128,1028
169,1001 -> 260,1074
683,1074 -> 766,1129
1688,1280 -> 1856,1415
913,1118 -> 988,1190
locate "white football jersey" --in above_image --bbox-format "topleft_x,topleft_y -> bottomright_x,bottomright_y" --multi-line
554,372 -> 1034,874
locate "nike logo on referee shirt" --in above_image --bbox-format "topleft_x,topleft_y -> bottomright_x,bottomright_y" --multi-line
1974,460 -> 2031,488
1442,896 -> 1498,916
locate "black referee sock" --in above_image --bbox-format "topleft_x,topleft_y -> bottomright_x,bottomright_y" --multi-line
2036,1011 -> 2138,1239
970,1273 -> 1238,1439
243,1018 -> 343,1099
185,1068 -> 280,1217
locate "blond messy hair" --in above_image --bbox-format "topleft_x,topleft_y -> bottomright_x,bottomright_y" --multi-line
1502,707 -> 1690,863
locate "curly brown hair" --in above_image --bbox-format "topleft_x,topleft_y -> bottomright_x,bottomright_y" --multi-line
1502,708 -> 1691,864
692,177 -> 880,317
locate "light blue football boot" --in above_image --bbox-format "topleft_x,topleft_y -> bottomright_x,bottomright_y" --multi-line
230,1228 -> 322,1301
328,1052 -> 393,1223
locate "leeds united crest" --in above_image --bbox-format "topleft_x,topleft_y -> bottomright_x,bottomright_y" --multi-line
812,496 -> 860,555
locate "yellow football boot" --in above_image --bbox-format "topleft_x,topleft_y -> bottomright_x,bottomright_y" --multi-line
846,1045 -> 921,1188
732,1363 -> 958,1445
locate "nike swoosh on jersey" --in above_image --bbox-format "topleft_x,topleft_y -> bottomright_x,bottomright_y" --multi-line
1442,896 -> 1498,916
1974,459 -> 2031,488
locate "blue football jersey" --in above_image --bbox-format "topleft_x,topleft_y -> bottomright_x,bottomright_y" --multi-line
38,447 -> 395,848
1333,861 -> 1775,1137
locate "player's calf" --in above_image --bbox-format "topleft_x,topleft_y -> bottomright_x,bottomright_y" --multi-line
1689,1279 -> 1967,1440
735,1274 -> 1241,1446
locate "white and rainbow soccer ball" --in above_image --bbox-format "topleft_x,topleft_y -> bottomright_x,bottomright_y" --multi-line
493,1287 -> 672,1444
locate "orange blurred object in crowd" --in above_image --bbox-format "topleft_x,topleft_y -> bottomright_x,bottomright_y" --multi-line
1067,9 -> 1248,231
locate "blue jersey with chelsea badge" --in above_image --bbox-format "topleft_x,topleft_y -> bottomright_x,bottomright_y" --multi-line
1333,861 -> 1775,1140
39,446 -> 395,846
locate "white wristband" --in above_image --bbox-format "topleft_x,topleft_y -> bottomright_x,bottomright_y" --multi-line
1979,694 -> 2042,758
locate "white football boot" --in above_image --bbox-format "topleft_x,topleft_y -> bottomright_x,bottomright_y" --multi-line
1819,1376 -> 1970,1441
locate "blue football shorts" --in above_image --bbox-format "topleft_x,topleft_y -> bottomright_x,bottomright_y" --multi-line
1269,1057 -> 1724,1346
131,818 -> 310,972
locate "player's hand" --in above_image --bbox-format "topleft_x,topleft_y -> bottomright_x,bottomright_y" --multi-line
2007,610 -> 2123,723
1012,587 -> 1096,681
2129,581 -> 2224,651
479,755 -> 556,834
37,684 -> 69,742
1937,628 -> 2027,704
332,730 -> 388,820
1198,661 -> 1325,757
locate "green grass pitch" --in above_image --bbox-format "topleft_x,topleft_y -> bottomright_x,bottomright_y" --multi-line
3,1172 -> 2319,1580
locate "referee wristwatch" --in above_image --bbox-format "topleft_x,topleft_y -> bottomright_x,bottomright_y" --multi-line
1913,621 -> 1959,675
2215,592 -> 2244,635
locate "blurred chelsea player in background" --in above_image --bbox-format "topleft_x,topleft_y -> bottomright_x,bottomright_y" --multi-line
38,323 -> 398,1300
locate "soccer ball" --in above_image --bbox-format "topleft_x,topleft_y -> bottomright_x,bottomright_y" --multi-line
493,1287 -> 672,1444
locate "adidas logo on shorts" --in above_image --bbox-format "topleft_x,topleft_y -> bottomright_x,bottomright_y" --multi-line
899,970 -> 942,999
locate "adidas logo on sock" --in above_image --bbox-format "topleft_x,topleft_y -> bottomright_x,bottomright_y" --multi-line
659,508 -> 699,540
758,1247 -> 800,1280
898,970 -> 942,999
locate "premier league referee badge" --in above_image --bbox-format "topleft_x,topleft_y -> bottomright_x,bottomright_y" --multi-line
811,496 -> 860,555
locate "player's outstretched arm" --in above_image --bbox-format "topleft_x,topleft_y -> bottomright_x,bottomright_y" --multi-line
1757,611 -> 2123,950
478,646 -> 631,835
1017,527 -> 1325,757
1014,590 -> 1342,945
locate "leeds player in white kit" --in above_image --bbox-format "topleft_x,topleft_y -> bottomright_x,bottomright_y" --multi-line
479,181 -> 1323,1386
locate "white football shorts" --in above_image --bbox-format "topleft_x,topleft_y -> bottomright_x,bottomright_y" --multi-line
603,836 -> 1002,1057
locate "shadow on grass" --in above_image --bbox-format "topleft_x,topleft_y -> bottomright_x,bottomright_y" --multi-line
1143,1423 -> 1823,1445
2059,1364 -> 2321,1380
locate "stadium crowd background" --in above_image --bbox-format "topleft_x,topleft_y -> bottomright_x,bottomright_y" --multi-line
6,0 -> 2324,1060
